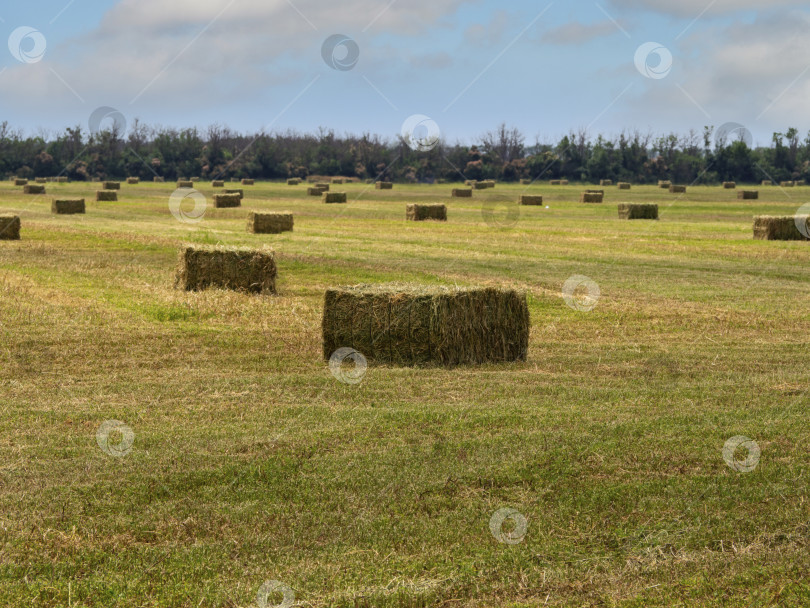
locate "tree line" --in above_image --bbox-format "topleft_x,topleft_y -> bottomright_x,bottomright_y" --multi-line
1,121 -> 808,185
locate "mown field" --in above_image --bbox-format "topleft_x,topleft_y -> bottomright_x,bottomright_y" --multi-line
0,180 -> 808,607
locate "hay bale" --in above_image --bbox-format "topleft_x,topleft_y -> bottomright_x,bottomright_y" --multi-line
519,195 -> 544,206
323,192 -> 348,204
723,181 -> 736,189
0,214 -> 21,240
52,199 -> 85,214
483,180 -> 496,188
737,190 -> 759,200
225,189 -> 244,199
315,183 -> 330,192
214,193 -> 242,208
103,181 -> 120,190
175,245 -> 277,294
307,187 -> 325,196
96,190 -> 117,202
56,177 -> 68,183
247,211 -> 293,234
14,179 -> 28,186
474,181 -> 488,190
796,180 -> 806,186
599,179 -> 613,186
585,189 -> 604,195
35,178 -> 47,184
332,178 -> 345,184
465,180 -> 477,187
406,203 -> 446,221
212,180 -> 225,188
190,177 -> 200,182
560,179 -> 569,185
520,179 -> 531,185
154,177 -> 165,183
753,216 -> 810,241
375,182 -> 393,190
549,180 -> 561,185
618,203 -> 658,220
780,181 -> 795,187
24,185 -> 45,195
452,188 -> 473,198
669,185 -> 686,193
241,179 -> 255,185
287,178 -> 301,186
127,177 -> 139,184
762,180 -> 772,186
177,180 -> 194,188
580,192 -> 603,203
322,284 -> 529,366
617,182 -> 631,189
658,180 -> 672,189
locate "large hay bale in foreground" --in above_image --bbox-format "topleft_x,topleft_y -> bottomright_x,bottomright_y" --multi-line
247,212 -> 293,234
127,177 -> 139,184
96,190 -> 118,202
618,203 -> 658,220
322,284 -> 529,366
24,185 -> 45,194
669,185 -> 686,193
214,193 -> 242,208
406,203 -> 446,221
753,216 -> 810,241
52,199 -> 86,214
519,195 -> 544,206
617,182 -> 631,189
723,181 -> 736,189
323,192 -> 348,204
177,180 -> 194,188
175,245 -> 277,294
14,179 -> 28,186
762,180 -> 772,186
103,181 -> 120,190
737,190 -> 759,200
580,192 -> 603,203
241,179 -> 255,185
452,188 -> 472,198
599,179 -> 613,186
212,180 -> 225,188
375,181 -> 393,190
0,214 -> 21,240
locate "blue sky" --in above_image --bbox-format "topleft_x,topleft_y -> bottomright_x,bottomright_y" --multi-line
2,0 -> 809,147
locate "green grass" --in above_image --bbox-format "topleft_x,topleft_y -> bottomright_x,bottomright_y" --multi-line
0,180 -> 808,607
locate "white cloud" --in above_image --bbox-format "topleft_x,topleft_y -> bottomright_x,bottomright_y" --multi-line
609,0 -> 810,18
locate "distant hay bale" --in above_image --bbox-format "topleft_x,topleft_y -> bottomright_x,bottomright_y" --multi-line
52,199 -> 85,214
762,180 -> 772,186
177,180 -> 194,188
247,211 -> 293,234
599,179 -> 613,186
241,179 -> 255,185
0,214 -> 21,240
796,180 -> 806,186
127,177 -> 139,184
315,183 -> 330,192
154,177 -> 165,183
465,180 -> 477,187
56,176 -> 68,183
322,284 -> 529,366
560,179 -> 569,185
175,245 -> 277,294
103,181 -> 120,190
519,195 -> 544,206
483,180 -> 496,188
618,182 -> 631,189
618,203 -> 658,220
35,178 -> 47,184
520,179 -> 531,185
658,180 -> 672,189
332,178 -> 345,184
452,188 -> 473,198
190,177 -> 200,182
753,216 -> 810,241
14,179 -> 28,186
307,187 -> 325,196
406,203 -> 446,221
549,180 -> 561,185
474,182 -> 488,190
24,185 -> 45,195
212,180 -> 225,188
723,181 -> 736,189
323,192 -> 348,204
214,193 -> 242,208
96,190 -> 117,202
580,192 -> 603,203
375,181 -> 393,190
737,190 -> 759,200
287,178 -> 301,185
780,181 -> 795,187
669,185 -> 686,193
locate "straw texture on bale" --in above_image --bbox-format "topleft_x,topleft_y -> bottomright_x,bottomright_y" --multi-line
780,181 -> 795,187
322,284 -> 530,366
307,187 -> 325,196
474,181 -> 488,190
52,199 -> 86,214
177,180 -> 194,188
406,204 -> 446,221
618,203 -> 658,220
580,192 -> 603,203
332,178 -> 345,184
658,180 -> 672,189
175,245 -> 277,294
287,178 -> 301,185
753,216 -> 810,241
96,190 -> 117,201
737,190 -> 759,200
519,195 -> 544,206
212,180 -> 225,188
214,193 -> 242,208
225,189 -> 244,199
618,182 -> 631,189
247,212 -> 293,234
723,182 -> 736,189
127,177 -> 139,184
0,214 -> 21,240
482,180 -> 495,188
375,182 -> 393,190
323,192 -> 348,204
762,180 -> 772,186
669,185 -> 686,193
35,178 -> 47,184
14,179 -> 28,186
452,188 -> 473,198
103,181 -> 121,190
24,185 -> 45,194
241,179 -> 255,185
599,179 -> 613,186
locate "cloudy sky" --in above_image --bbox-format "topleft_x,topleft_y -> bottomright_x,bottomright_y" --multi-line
1,0 -> 808,146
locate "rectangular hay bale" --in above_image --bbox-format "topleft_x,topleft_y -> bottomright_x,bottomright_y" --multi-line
599,179 -> 613,186
14,179 -> 28,186
177,180 -> 194,188
519,195 -> 544,206
669,185 -> 686,193
315,183 -> 330,192
406,203 -> 446,221
617,182 -> 631,189
580,192 -> 603,203
323,192 -> 348,204
24,185 -> 45,194
212,180 -> 225,188
753,216 -> 809,241
0,214 -> 21,240
549,180 -> 561,185
214,193 -> 242,208
618,203 -> 658,220
57,177 -> 68,183
375,182 -> 393,190
723,181 -> 736,189
307,187 -> 325,196
780,181 -> 795,187
96,190 -> 118,201
737,190 -> 759,200
103,181 -> 120,190
241,179 -> 255,185
452,188 -> 473,198
52,199 -> 86,214
658,180 -> 672,189
762,180 -> 772,186
35,178 -> 47,184
225,189 -> 244,199
247,212 -> 293,234
127,177 -> 139,184
175,245 -> 277,294
287,178 -> 301,185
